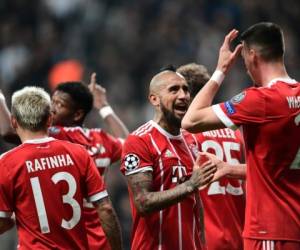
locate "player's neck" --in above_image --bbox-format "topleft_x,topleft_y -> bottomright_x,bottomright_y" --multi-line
153,115 -> 180,135
17,128 -> 49,143
259,61 -> 289,87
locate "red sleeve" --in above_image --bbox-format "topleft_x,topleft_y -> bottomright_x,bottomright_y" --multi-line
0,159 -> 13,217
81,149 -> 108,203
120,134 -> 153,176
212,88 -> 266,129
100,131 -> 122,163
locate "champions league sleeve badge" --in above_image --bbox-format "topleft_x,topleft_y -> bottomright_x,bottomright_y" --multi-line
231,91 -> 246,104
124,153 -> 140,172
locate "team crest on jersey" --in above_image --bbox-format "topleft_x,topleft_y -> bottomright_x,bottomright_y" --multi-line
124,154 -> 140,171
48,126 -> 61,134
231,91 -> 246,104
189,144 -> 199,158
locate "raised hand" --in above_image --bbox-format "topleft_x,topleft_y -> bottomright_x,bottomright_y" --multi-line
88,72 -> 108,109
216,29 -> 243,74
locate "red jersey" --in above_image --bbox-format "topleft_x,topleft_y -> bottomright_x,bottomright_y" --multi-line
0,137 -> 107,250
121,120 -> 204,250
195,128 -> 245,250
48,126 -> 122,250
212,79 -> 300,241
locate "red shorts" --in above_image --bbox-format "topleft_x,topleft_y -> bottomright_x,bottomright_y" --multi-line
244,238 -> 300,250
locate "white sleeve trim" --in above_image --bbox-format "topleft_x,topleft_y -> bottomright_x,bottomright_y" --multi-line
87,190 -> 108,203
212,104 -> 238,130
125,166 -> 153,176
0,211 -> 13,218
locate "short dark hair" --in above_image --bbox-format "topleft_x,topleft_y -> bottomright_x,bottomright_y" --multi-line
55,81 -> 93,117
160,64 -> 177,72
240,22 -> 284,62
177,63 -> 210,98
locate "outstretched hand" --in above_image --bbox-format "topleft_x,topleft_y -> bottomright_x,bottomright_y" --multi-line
189,154 -> 217,191
199,152 -> 229,183
216,29 -> 243,74
88,72 -> 109,109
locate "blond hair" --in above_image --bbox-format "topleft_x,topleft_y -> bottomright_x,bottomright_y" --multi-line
11,86 -> 51,131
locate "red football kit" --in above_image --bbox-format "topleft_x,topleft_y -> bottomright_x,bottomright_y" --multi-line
121,120 -> 205,250
48,126 -> 122,250
195,128 -> 245,250
212,79 -> 300,244
0,137 -> 107,250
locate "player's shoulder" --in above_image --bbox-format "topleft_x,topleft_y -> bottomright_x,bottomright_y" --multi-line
131,121 -> 155,138
0,144 -> 25,161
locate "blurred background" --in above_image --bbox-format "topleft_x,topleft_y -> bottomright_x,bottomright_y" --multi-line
0,0 -> 299,249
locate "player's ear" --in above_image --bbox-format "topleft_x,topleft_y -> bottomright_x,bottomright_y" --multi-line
149,93 -> 160,107
73,109 -> 85,123
10,116 -> 18,129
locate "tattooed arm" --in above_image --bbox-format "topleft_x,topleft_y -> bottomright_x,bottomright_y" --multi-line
126,161 -> 216,216
93,197 -> 123,250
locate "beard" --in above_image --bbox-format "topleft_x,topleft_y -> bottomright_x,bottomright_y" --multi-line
160,102 -> 182,129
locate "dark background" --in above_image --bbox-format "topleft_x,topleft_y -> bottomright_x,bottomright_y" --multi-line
0,0 -> 299,249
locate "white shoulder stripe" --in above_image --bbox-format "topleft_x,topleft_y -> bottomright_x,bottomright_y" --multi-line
125,166 -> 153,176
133,122 -> 153,136
212,104 -> 238,130
88,190 -> 108,202
132,122 -> 150,135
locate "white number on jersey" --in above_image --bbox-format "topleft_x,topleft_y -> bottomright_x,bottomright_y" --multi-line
201,140 -> 243,195
290,113 -> 300,169
30,172 -> 81,234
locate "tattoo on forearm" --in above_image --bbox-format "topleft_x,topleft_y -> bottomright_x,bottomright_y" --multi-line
127,172 -> 195,215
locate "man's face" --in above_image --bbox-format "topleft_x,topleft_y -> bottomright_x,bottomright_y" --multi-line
51,90 -> 77,126
158,75 -> 190,127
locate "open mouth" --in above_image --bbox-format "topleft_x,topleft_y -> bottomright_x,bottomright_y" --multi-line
173,103 -> 188,114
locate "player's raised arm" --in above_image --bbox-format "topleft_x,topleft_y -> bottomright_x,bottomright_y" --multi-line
182,29 -> 242,133
88,72 -> 129,139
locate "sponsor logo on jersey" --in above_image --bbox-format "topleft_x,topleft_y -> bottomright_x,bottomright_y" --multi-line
124,153 -> 140,171
231,91 -> 246,104
225,101 -> 236,115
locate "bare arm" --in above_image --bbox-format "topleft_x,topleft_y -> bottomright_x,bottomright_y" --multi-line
93,197 -> 123,250
127,160 -> 216,216
182,29 -> 243,133
88,73 -> 129,139
0,217 -> 14,234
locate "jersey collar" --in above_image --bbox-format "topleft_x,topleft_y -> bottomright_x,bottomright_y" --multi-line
150,120 -> 183,140
267,77 -> 297,87
23,137 -> 55,144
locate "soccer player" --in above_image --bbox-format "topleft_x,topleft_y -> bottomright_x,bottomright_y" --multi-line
182,22 -> 300,250
178,63 -> 246,250
0,87 -> 122,250
49,75 -> 128,250
0,73 -> 128,250
120,70 -> 217,250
